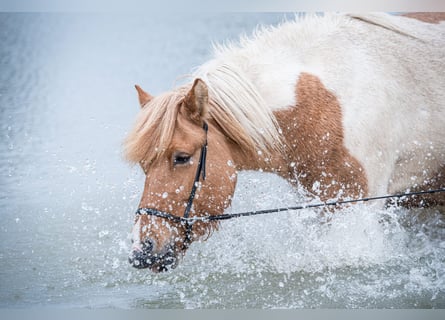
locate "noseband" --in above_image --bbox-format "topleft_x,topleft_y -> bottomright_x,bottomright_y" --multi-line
135,122 -> 208,248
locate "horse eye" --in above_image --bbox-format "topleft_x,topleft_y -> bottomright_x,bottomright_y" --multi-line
173,153 -> 191,165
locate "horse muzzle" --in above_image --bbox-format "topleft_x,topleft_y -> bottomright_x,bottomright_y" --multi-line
128,238 -> 179,272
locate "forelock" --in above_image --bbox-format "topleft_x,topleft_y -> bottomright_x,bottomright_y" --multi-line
124,87 -> 189,165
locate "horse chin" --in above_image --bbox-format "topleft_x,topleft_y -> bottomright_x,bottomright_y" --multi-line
128,245 -> 181,272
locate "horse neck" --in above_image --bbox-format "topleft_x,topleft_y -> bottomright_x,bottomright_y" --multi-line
222,117 -> 293,182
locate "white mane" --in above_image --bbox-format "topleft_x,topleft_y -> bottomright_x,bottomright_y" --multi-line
191,12 -> 437,160
194,60 -> 283,154
192,14 -> 345,153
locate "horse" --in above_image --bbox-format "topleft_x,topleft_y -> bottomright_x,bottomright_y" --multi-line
124,13 -> 445,272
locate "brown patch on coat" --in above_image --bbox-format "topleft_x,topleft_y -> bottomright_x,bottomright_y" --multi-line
275,73 -> 368,201
402,12 -> 445,24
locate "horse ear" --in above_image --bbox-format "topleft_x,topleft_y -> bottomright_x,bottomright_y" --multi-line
135,84 -> 153,108
183,78 -> 209,122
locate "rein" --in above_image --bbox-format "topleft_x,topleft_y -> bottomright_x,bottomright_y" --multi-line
137,188 -> 445,224
135,121 -> 445,242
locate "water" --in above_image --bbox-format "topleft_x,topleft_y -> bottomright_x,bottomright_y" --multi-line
1,12 -> 444,309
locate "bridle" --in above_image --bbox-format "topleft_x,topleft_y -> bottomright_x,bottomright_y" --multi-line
135,121 -> 209,248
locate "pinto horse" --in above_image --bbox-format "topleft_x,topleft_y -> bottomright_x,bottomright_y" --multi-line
125,13 -> 445,272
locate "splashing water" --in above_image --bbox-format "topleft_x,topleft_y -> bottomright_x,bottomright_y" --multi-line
94,172 -> 444,309
157,172 -> 444,308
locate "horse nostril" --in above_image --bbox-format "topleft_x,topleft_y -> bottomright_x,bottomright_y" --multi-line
142,238 -> 154,252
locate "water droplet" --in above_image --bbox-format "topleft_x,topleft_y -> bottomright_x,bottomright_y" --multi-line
98,230 -> 109,238
162,192 -> 168,199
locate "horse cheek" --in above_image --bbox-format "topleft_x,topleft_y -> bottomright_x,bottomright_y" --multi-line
206,166 -> 237,215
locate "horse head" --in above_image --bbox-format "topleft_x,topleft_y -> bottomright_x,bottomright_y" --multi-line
125,79 -> 238,272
